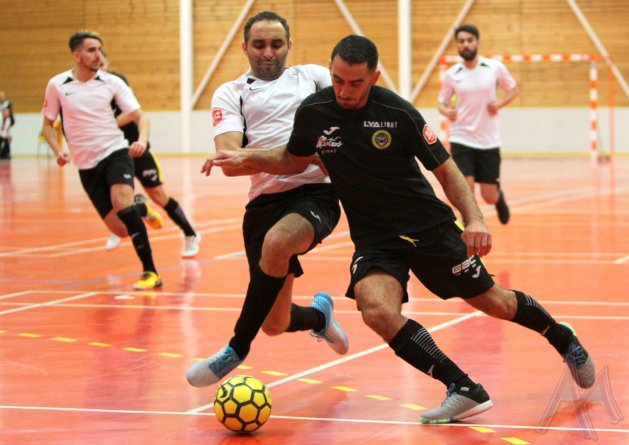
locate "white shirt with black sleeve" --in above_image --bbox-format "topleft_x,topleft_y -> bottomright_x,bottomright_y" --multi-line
41,69 -> 141,169
211,64 -> 332,202
439,57 -> 517,149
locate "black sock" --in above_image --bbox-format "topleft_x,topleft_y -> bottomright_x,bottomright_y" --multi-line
389,319 -> 467,387
163,197 -> 196,237
510,290 -> 573,355
228,266 -> 287,359
117,205 -> 156,273
285,303 -> 326,332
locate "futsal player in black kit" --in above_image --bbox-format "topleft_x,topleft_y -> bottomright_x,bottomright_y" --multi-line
205,35 -> 595,424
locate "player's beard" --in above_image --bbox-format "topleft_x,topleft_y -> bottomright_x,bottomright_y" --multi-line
253,52 -> 288,81
459,48 -> 477,61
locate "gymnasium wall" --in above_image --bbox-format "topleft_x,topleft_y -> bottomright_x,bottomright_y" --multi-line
2,0 -> 628,155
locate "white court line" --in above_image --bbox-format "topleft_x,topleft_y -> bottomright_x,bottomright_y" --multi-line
3,303 -> 627,321
615,254 -> 629,264
0,290 -> 33,301
9,290 -> 629,306
186,311 -> 483,414
0,218 -> 243,258
44,224 -> 242,258
0,406 -> 627,434
0,292 -> 97,316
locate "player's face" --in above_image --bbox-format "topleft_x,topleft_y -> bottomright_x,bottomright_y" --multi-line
243,20 -> 291,81
73,38 -> 103,73
456,31 -> 478,62
329,55 -> 380,111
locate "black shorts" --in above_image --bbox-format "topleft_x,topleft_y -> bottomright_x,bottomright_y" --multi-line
451,143 -> 501,185
242,183 -> 341,278
346,220 -> 494,302
79,149 -> 135,218
133,148 -> 163,188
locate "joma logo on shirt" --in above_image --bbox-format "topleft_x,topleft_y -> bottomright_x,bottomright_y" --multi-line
364,121 -> 398,128
316,136 -> 343,149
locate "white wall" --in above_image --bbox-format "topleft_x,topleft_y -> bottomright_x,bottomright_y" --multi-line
10,108 -> 628,157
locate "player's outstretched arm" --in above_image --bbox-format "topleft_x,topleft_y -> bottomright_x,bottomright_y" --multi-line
432,158 -> 492,258
203,132 -> 261,177
210,146 -> 313,176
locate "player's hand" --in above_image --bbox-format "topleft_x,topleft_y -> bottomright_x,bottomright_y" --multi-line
487,101 -> 500,116
128,141 -> 147,157
201,150 -> 243,176
445,107 -> 458,122
460,218 -> 492,258
56,152 -> 70,167
311,154 -> 328,176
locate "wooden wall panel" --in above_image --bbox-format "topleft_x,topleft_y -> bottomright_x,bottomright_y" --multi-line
1,0 -> 627,113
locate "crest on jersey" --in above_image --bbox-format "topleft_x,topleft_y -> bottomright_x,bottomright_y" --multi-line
423,124 -> 437,144
212,109 -> 223,126
372,130 -> 391,149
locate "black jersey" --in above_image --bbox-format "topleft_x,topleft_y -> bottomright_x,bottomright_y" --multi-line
109,72 -> 143,147
287,85 -> 455,248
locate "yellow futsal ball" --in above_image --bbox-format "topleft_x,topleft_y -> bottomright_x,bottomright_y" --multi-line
214,375 -> 272,433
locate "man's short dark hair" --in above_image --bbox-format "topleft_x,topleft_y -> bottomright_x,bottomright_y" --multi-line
243,11 -> 290,44
69,30 -> 103,52
331,35 -> 378,71
454,24 -> 479,40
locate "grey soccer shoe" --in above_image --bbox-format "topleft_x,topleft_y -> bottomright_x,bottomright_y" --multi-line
309,292 -> 349,355
558,322 -> 595,389
419,383 -> 493,425
186,345 -> 245,387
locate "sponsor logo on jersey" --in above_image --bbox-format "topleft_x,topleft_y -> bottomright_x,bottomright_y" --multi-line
364,121 -> 398,128
423,124 -> 437,144
316,129 -> 343,153
212,109 -> 223,126
452,256 -> 481,277
372,130 -> 391,149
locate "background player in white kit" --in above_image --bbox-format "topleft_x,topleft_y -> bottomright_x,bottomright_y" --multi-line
41,31 -> 162,290
438,24 -> 519,225
186,12 -> 348,387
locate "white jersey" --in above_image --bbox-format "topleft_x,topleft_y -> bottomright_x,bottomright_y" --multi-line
41,69 -> 141,169
212,64 -> 332,201
439,57 -> 516,149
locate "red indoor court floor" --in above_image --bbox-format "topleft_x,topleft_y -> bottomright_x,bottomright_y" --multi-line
0,156 -> 627,444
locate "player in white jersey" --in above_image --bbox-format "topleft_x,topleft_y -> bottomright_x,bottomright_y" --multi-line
438,24 -> 519,225
41,31 -> 163,290
186,11 -> 348,388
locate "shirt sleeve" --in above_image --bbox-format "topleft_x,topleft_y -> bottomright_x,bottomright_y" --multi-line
211,83 -> 245,137
111,76 -> 141,115
497,62 -> 517,91
286,102 -> 317,158
308,65 -> 332,90
41,80 -> 60,121
405,106 -> 450,170
437,70 -> 455,104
